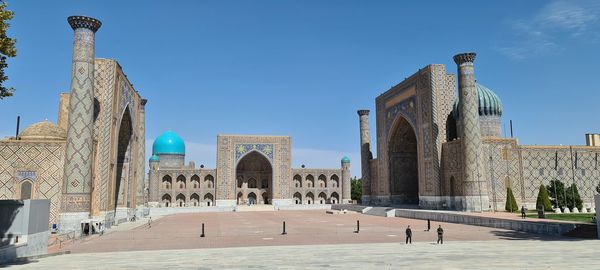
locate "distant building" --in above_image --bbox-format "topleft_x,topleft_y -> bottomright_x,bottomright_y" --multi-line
147,133 -> 351,207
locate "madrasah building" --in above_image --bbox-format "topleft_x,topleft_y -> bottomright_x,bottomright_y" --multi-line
358,52 -> 599,212
0,16 -> 147,231
146,132 -> 351,208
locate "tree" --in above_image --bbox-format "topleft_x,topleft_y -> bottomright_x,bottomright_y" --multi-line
351,177 -> 362,203
566,183 -> 583,210
535,184 -> 553,211
505,187 -> 518,212
547,179 -> 566,209
0,1 -> 16,99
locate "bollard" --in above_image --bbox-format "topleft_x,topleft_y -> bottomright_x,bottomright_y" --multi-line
355,220 -> 360,233
282,221 -> 287,235
200,223 -> 205,238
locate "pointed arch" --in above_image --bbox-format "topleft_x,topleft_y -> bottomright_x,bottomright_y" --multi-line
293,174 -> 302,188
318,174 -> 327,188
306,174 -> 315,188
293,192 -> 302,205
330,174 -> 340,188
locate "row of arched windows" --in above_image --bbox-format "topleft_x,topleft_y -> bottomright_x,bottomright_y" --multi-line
161,174 -> 215,190
292,174 -> 339,188
237,177 -> 269,189
293,191 -> 340,205
161,193 -> 214,207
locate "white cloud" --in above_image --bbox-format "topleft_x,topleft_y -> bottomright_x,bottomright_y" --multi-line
145,140 -> 361,177
496,0 -> 600,59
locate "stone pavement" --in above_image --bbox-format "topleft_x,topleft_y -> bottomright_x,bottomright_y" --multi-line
52,210 -> 561,254
11,240 -> 600,269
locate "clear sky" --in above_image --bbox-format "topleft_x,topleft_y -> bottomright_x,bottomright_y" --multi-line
1,1 -> 599,177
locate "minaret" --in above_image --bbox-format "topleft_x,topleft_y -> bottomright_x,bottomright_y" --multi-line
357,110 -> 372,205
341,156 -> 351,203
60,16 -> 101,230
148,155 -> 160,204
453,52 -> 489,211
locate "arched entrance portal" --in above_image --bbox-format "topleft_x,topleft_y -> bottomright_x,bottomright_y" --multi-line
389,115 -> 419,205
114,107 -> 133,211
236,151 -> 272,205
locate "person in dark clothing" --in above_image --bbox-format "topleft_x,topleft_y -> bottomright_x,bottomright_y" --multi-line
427,219 -> 431,231
405,225 -> 412,244
437,225 -> 444,244
521,206 -> 526,219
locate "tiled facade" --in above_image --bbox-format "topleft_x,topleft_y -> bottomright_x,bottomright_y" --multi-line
360,53 -> 599,211
0,16 -> 146,230
148,135 -> 351,207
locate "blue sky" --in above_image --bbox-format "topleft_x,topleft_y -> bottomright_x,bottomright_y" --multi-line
1,1 -> 599,177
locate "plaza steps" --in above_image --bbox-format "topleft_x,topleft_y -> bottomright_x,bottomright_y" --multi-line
235,205 -> 275,212
331,204 -> 395,217
333,204 -> 598,238
562,224 -> 598,238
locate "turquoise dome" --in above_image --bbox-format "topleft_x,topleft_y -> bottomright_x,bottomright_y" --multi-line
452,83 -> 502,118
341,156 -> 351,163
152,131 -> 185,155
149,154 -> 160,162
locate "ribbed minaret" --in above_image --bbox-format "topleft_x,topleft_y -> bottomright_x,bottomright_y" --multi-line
453,52 -> 489,211
341,156 -> 351,203
357,110 -> 372,205
61,16 -> 101,230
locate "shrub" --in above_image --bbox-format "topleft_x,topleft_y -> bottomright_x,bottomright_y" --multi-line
547,180 -> 566,209
566,183 -> 583,210
536,184 -> 553,211
505,187 -> 518,212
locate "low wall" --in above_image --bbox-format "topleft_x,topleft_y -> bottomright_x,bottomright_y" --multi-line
276,204 -> 332,211
0,230 -> 50,264
149,206 -> 235,216
394,209 -> 578,236
331,204 -> 368,213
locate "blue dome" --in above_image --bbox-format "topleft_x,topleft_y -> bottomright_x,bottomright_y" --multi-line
341,156 -> 351,163
452,83 -> 503,118
149,154 -> 160,162
152,131 -> 185,155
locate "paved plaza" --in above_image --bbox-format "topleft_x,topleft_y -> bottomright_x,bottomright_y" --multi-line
6,210 -> 600,269
56,210 -> 560,253
11,240 -> 600,269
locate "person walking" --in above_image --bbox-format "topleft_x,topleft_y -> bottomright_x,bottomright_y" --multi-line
436,225 -> 444,244
405,225 -> 412,244
426,219 -> 431,231
148,217 -> 152,229
521,206 -> 526,219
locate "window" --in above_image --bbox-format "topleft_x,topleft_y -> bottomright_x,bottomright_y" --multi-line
21,181 -> 32,200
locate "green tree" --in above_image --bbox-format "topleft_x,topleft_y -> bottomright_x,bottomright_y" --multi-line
547,179 -> 566,209
535,184 -> 553,211
351,177 -> 362,203
566,183 -> 583,210
505,187 -> 518,212
0,1 -> 16,99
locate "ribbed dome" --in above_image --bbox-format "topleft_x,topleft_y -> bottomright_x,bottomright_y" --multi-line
341,156 -> 351,163
152,131 -> 185,155
452,83 -> 503,118
19,121 -> 66,141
